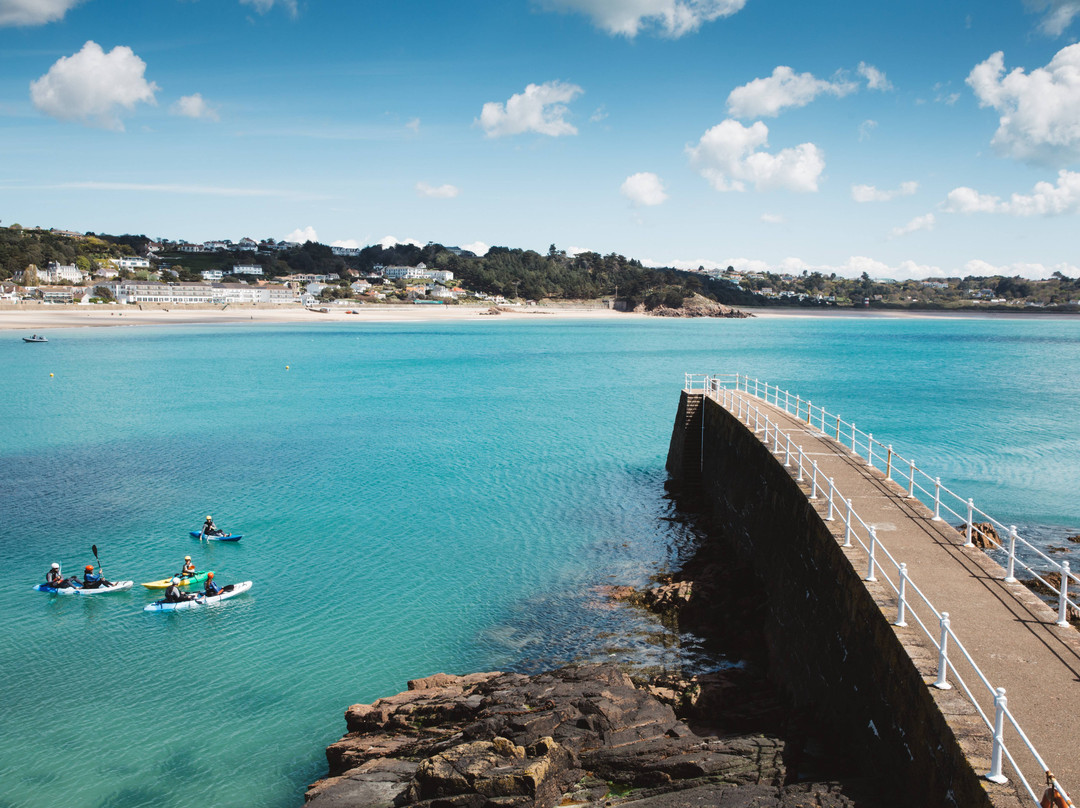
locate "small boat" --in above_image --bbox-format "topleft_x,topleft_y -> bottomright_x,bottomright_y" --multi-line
23,335 -> 48,343
190,531 -> 242,542
141,571 -> 213,590
144,581 -> 253,612
34,580 -> 133,595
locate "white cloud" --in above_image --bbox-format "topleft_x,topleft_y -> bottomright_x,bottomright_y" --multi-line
286,226 -> 318,243
727,66 -> 857,118
643,254 -> 956,280
478,81 -> 583,138
405,118 -> 420,133
240,0 -> 298,16
858,119 -> 877,141
378,236 -> 424,249
889,213 -> 935,238
539,0 -> 746,38
943,170 -> 1080,215
416,182 -> 460,199
687,119 -> 825,193
590,105 -> 608,122
566,246 -> 592,257
170,93 -> 219,122
857,62 -> 893,91
1025,0 -> 1080,36
851,181 -> 918,202
760,212 -> 784,224
0,0 -> 81,26
620,172 -> 668,206
461,241 -> 490,256
331,239 -> 361,249
964,258 -> 1080,279
30,41 -> 158,131
967,45 -> 1080,164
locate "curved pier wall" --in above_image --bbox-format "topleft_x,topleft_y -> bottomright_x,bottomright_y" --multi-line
669,391 -> 997,808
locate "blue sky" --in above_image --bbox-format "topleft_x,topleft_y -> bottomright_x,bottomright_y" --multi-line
2,0 -> 1080,278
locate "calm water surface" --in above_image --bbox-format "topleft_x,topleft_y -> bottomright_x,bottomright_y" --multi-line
1,315 -> 1078,808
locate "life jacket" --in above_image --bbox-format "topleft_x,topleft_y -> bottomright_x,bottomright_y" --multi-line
181,563 -> 195,576
205,580 -> 221,596
46,569 -> 62,584
165,584 -> 181,602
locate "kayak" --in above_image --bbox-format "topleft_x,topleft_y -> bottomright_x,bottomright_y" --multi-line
141,571 -> 212,590
144,581 -> 253,612
34,580 -> 134,595
189,532 -> 242,542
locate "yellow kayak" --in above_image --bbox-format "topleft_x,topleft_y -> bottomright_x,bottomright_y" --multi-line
141,571 -> 213,590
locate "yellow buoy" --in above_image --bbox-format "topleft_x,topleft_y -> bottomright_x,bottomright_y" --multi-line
49,373 -> 54,377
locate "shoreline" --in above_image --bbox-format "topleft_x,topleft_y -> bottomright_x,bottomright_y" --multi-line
0,303 -> 643,331
2,302 -> 1077,331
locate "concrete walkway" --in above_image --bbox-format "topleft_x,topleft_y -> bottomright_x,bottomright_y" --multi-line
721,390 -> 1080,801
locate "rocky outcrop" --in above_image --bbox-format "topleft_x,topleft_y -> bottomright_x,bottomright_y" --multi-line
954,521 -> 1000,550
307,665 -> 868,808
644,294 -> 751,319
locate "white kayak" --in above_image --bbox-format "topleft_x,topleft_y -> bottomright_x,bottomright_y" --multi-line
143,581 -> 253,612
34,581 -> 134,595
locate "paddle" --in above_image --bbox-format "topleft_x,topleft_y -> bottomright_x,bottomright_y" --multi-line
91,544 -> 104,579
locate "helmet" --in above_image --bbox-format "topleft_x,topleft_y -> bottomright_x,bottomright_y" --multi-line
206,516 -> 212,520
51,563 -> 60,570
207,572 -> 214,578
184,556 -> 191,561
171,577 -> 181,584
85,565 -> 94,572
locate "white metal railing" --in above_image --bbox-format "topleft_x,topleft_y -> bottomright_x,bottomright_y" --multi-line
682,372 -> 1074,806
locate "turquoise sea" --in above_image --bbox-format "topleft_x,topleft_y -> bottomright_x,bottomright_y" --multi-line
2,314 -> 1079,808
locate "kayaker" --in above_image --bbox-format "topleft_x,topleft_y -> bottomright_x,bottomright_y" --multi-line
180,556 -> 196,578
82,563 -> 111,589
45,562 -> 78,589
204,571 -> 222,597
201,516 -> 223,537
164,577 -> 195,603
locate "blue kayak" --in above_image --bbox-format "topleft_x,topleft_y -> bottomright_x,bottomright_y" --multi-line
190,531 -> 242,542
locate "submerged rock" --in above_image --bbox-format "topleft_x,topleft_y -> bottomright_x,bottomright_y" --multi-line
307,665 -> 868,808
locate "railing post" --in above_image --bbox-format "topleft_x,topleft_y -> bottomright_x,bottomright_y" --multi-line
895,563 -> 909,626
934,612 -> 952,690
1005,526 -> 1018,583
785,390 -> 790,412
886,445 -> 893,480
850,421 -> 856,453
908,460 -> 916,498
784,433 -> 792,467
866,527 -> 878,581
1057,561 -> 1071,627
835,414 -> 841,440
827,478 -> 835,520
772,421 -> 780,453
795,395 -> 800,419
821,408 -> 826,433
754,406 -> 760,432
867,434 -> 874,467
933,477 -> 942,521
986,688 -> 1008,783
964,499 -> 974,547
806,400 -> 812,423
810,461 -> 820,499
844,499 -> 853,547
797,447 -> 805,482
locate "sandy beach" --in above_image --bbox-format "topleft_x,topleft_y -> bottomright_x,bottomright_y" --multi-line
0,303 -> 645,331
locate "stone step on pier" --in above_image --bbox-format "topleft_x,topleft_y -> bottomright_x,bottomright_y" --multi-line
721,389 -> 1080,800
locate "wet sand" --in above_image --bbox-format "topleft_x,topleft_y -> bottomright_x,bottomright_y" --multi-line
0,303 -> 642,331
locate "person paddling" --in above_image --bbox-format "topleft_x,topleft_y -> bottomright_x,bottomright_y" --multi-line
81,563 -> 112,589
204,571 -> 222,597
179,556 -> 196,579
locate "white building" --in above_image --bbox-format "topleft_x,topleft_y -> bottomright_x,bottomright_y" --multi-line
350,280 -> 371,294
110,257 -> 151,271
232,264 -> 264,276
332,246 -> 362,257
237,237 -> 258,251
176,242 -> 204,253
39,262 -> 86,284
201,270 -> 224,281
